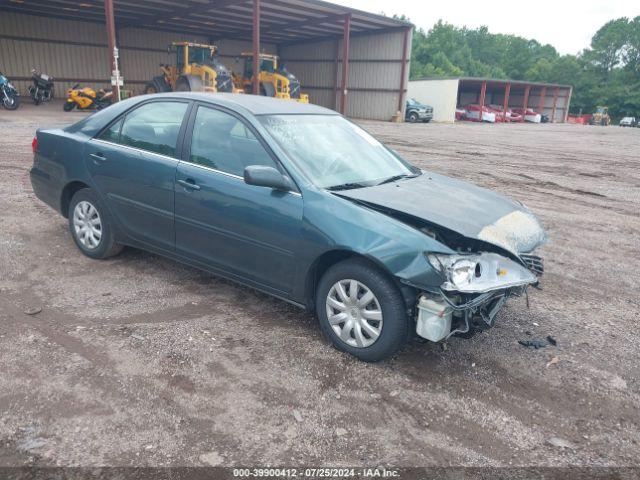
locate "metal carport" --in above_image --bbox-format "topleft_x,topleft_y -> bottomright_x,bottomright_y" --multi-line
408,77 -> 573,123
0,0 -> 412,120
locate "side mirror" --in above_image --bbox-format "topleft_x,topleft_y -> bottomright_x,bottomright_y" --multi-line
244,165 -> 292,191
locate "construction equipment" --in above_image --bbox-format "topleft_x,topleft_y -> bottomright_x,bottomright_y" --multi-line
589,106 -> 611,126
143,42 -> 234,94
233,53 -> 308,103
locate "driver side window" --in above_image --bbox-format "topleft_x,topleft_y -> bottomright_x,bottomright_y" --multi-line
188,106 -> 276,177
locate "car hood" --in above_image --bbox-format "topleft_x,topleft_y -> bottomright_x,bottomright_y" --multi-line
335,172 -> 547,256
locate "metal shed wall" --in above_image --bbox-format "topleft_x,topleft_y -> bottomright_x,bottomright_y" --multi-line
0,12 -> 276,98
279,29 -> 410,120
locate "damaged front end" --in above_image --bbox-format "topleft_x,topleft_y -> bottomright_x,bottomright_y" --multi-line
392,212 -> 545,342
333,172 -> 547,342
415,252 -> 538,341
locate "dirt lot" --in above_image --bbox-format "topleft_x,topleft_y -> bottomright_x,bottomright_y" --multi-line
0,101 -> 639,469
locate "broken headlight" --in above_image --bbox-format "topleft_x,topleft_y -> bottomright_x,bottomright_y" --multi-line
427,252 -> 536,293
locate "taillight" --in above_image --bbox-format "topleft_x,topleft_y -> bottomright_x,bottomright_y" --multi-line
32,136 -> 38,154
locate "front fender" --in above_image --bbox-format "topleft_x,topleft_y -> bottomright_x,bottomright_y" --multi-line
295,189 -> 453,302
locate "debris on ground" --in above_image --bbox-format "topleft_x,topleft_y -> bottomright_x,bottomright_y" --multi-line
518,339 -> 549,349
546,356 -> 560,368
546,335 -> 558,346
545,437 -> 576,450
23,306 -> 42,316
293,410 -> 303,423
335,428 -> 347,437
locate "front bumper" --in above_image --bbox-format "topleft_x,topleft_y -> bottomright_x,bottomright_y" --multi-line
416,285 -> 529,342
415,251 -> 543,341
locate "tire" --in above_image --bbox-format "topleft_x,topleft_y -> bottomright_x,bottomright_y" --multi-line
68,188 -> 123,259
143,82 -> 158,95
3,94 -> 20,110
408,112 -> 419,123
63,101 -> 75,112
176,78 -> 191,92
316,258 -> 409,362
177,75 -> 204,92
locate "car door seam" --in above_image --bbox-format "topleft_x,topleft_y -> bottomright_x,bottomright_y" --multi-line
174,213 -> 295,257
108,193 -> 173,220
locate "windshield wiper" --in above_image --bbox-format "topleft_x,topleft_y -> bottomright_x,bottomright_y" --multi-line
326,182 -> 369,191
376,173 -> 420,186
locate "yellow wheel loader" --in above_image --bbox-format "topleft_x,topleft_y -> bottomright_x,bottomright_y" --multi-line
589,106 -> 611,126
233,53 -> 309,103
144,42 -> 234,94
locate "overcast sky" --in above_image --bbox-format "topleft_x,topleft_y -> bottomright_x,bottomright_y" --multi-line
332,0 -> 639,55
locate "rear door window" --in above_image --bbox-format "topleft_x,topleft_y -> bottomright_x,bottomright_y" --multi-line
117,101 -> 188,157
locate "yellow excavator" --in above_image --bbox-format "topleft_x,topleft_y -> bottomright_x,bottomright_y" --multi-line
233,52 -> 308,103
144,42 -> 234,94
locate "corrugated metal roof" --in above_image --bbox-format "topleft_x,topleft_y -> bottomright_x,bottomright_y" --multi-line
412,76 -> 572,89
0,0 -> 410,44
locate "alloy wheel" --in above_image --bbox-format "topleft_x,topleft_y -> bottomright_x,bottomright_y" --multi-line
325,279 -> 383,348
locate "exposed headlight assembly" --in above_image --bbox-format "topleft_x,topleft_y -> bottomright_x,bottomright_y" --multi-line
427,252 -> 536,293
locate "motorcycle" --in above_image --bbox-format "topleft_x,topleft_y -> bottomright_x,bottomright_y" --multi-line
28,68 -> 54,105
64,84 -> 112,111
0,72 -> 20,110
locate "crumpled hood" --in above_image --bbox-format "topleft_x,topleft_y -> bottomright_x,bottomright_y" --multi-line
335,172 -> 547,256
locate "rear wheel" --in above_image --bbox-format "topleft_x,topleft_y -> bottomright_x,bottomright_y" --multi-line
316,258 -> 409,362
68,189 -> 122,259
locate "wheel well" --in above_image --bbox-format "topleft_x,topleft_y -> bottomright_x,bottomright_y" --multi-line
60,181 -> 89,218
305,250 -> 399,312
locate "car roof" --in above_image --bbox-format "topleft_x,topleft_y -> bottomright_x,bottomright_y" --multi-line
153,92 -> 339,116
64,92 -> 339,138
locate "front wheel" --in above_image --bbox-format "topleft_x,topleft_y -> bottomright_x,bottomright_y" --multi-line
316,258 -> 409,362
144,83 -> 158,95
68,189 -> 123,259
63,101 -> 75,111
408,112 -> 419,123
3,94 -> 20,110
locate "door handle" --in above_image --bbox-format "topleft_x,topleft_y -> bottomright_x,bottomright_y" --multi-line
89,152 -> 107,164
177,178 -> 201,191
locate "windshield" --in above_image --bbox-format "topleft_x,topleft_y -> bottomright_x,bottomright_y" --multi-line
260,115 -> 418,189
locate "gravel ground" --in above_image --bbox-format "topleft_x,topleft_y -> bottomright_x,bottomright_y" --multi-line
0,101 -> 639,469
